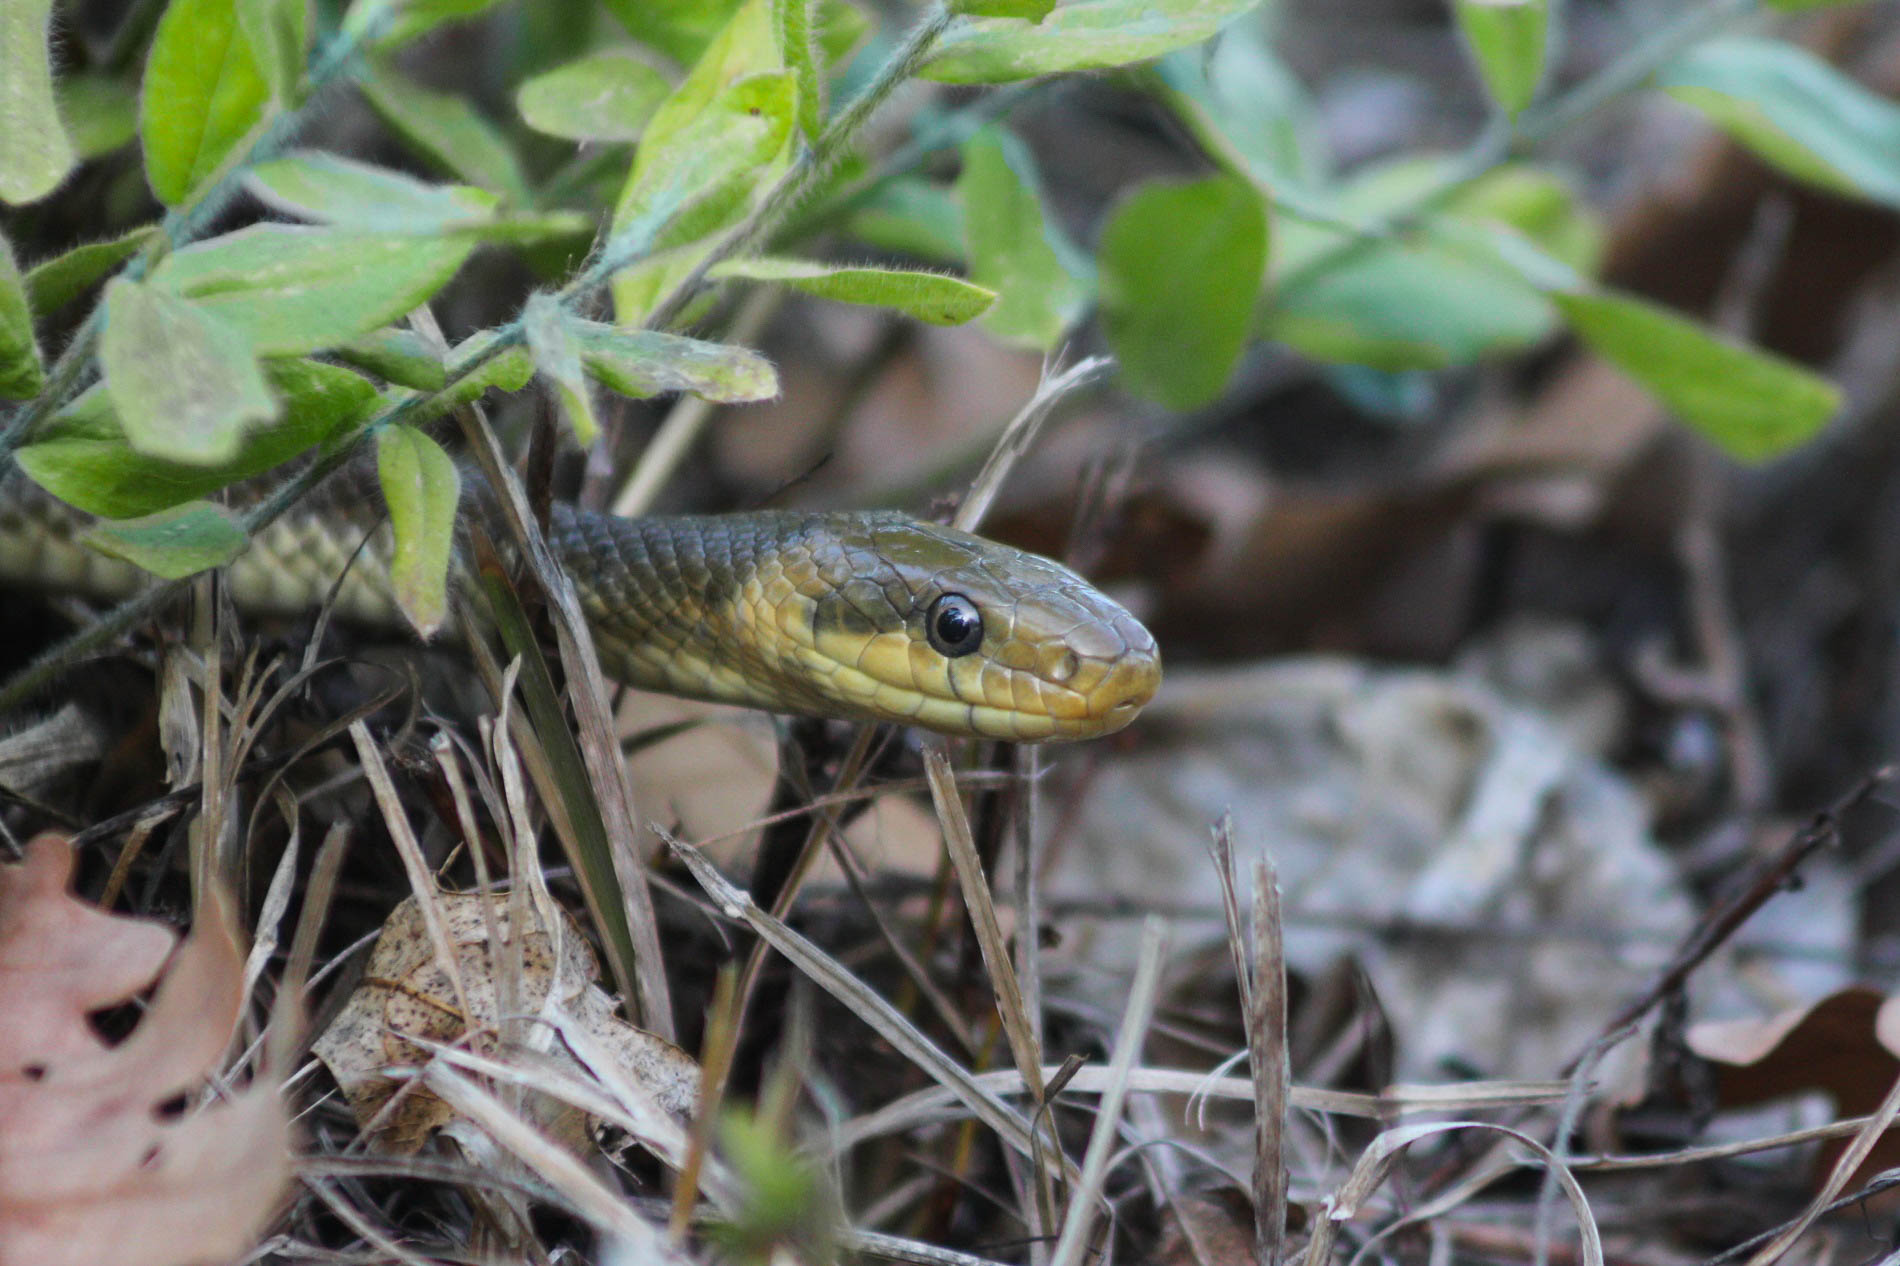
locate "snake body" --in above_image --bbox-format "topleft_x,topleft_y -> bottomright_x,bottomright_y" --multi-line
0,476 -> 1160,742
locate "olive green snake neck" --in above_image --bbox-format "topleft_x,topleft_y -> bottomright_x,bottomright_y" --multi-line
0,476 -> 1161,742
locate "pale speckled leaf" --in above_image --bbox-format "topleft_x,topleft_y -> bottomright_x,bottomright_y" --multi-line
711,256 -> 995,325
140,0 -> 271,205
0,232 -> 43,398
311,889 -> 698,1154
375,424 -> 459,638
84,500 -> 250,579
0,0 -> 75,204
573,321 -> 778,402
516,51 -> 670,143
101,279 -> 278,464
150,224 -> 475,356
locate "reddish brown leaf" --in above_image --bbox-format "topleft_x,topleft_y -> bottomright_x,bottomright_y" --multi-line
0,835 -> 289,1266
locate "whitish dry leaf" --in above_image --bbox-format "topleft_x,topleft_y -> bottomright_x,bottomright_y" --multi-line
0,834 -> 289,1266
314,889 -> 697,1154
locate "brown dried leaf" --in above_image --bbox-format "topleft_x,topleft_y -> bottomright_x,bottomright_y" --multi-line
314,889 -> 696,1154
0,834 -> 289,1266
1687,987 -> 1900,1187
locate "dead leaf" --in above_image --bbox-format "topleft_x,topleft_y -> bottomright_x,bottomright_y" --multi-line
1687,987 -> 1900,1188
0,834 -> 289,1266
314,889 -> 697,1154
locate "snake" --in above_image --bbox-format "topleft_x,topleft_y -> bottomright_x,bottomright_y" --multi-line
0,474 -> 1161,743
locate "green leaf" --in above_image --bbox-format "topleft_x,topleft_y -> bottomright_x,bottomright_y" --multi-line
0,233 -> 44,399
1154,26 -> 1326,192
333,327 -> 448,390
249,150 -> 500,229
523,293 -> 601,445
843,177 -> 966,262
924,0 -> 1263,84
18,358 -> 377,517
0,0 -> 76,204
1099,174 -> 1266,407
1454,0 -> 1547,116
393,329 -> 536,426
602,0 -> 745,64
1554,289 -> 1839,461
573,321 -> 778,401
358,0 -> 511,49
376,424 -> 460,638
711,256 -> 996,325
817,0 -> 870,65
774,0 -> 824,140
101,279 -> 278,464
610,0 -> 788,321
23,227 -> 160,317
141,0 -> 271,205
1659,38 -> 1900,208
235,0 -> 308,101
84,500 -> 249,579
516,51 -> 671,143
151,224 -> 476,356
55,74 -> 140,160
360,64 -> 531,205
957,125 -> 1088,349
955,0 -> 1058,17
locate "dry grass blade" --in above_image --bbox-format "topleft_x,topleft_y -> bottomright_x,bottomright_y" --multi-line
1049,914 -> 1169,1266
0,835 -> 288,1266
1742,1066 -> 1900,1266
953,355 -> 1112,533
422,1063 -> 690,1263
664,832 -> 1075,1181
1301,1120 -> 1602,1266
923,746 -> 1044,1099
1249,857 -> 1290,1266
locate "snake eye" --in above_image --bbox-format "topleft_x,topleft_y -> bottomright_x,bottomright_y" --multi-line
926,594 -> 984,657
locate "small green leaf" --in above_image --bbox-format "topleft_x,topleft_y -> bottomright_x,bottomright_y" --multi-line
954,0 -> 1058,16
711,257 -> 996,325
958,126 -> 1089,348
1099,174 -> 1266,407
774,0 -> 823,140
360,64 -> 531,204
573,321 -> 778,402
524,293 -> 601,445
1153,26 -> 1326,191
55,74 -> 140,160
924,0 -> 1263,84
24,227 -> 160,317
0,0 -> 76,204
376,423 -> 460,638
141,0 -> 271,205
235,0 -> 308,101
394,330 -> 536,426
516,51 -> 671,143
151,224 -> 476,356
1554,289 -> 1839,461
19,359 -> 376,518
1454,0 -> 1547,116
102,279 -> 278,464
333,327 -> 448,390
249,150 -> 500,229
84,500 -> 250,579
359,0 -> 510,49
1659,39 -> 1900,208
0,233 -> 44,399
601,0 -> 744,65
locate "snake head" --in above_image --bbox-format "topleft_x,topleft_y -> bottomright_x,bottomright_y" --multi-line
569,508 -> 1160,742
794,513 -> 1161,742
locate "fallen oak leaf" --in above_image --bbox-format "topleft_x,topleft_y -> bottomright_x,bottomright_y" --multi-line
0,834 -> 289,1266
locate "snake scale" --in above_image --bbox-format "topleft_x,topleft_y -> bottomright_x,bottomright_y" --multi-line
0,474 -> 1161,742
